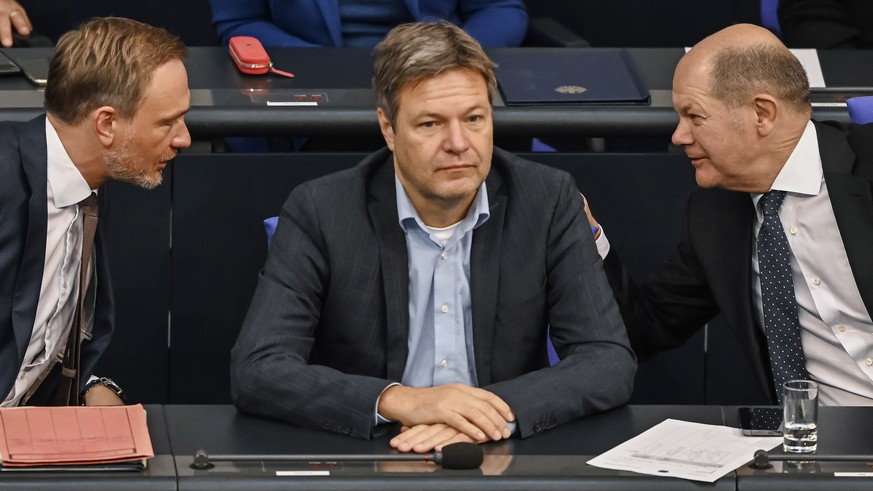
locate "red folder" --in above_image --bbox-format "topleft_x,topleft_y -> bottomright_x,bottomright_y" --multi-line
0,404 -> 154,468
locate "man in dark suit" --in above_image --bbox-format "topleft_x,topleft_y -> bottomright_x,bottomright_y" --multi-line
231,20 -> 635,453
588,24 -> 873,405
0,17 -> 191,407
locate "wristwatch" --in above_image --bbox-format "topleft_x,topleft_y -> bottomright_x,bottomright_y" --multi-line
81,377 -> 125,404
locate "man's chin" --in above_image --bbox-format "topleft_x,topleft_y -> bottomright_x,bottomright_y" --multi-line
693,172 -> 719,189
119,172 -> 163,190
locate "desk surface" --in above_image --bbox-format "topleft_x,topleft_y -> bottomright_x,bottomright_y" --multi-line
167,404 -> 733,490
0,47 -> 869,138
727,406 -> 873,490
1,405 -> 871,490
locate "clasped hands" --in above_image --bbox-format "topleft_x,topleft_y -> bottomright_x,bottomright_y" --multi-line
378,384 -> 515,453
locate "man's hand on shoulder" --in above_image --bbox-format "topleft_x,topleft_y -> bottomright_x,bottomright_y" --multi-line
378,384 -> 514,444
581,194 -> 601,240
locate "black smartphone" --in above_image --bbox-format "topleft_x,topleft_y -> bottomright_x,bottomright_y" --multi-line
0,51 -> 21,77
14,56 -> 50,86
738,407 -> 783,436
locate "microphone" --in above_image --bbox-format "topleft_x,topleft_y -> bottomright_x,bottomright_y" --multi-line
750,449 -> 873,469
191,441 -> 484,471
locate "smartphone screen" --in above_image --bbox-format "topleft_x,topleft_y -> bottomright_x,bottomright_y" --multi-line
738,407 -> 782,436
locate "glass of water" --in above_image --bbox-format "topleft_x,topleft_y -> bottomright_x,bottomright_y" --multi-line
782,380 -> 818,453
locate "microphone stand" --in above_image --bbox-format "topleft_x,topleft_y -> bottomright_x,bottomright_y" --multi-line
750,449 -> 873,469
191,442 -> 484,470
192,450 -> 440,470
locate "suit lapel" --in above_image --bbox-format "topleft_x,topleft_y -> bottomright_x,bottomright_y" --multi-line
12,116 -> 49,364
709,189 -> 774,395
470,162 -> 506,387
817,122 -> 873,318
366,155 -> 409,381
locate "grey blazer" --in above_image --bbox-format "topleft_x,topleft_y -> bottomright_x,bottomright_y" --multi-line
231,147 -> 636,438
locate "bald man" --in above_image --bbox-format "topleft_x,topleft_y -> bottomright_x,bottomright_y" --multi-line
589,24 -> 873,405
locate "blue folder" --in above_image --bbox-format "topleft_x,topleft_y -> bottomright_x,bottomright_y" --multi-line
491,49 -> 650,106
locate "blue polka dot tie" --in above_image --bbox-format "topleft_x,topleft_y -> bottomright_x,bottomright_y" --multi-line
757,190 -> 809,402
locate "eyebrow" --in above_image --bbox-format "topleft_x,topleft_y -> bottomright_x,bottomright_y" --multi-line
678,103 -> 700,114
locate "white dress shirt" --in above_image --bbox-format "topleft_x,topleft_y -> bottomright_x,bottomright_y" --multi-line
2,118 -> 92,406
752,121 -> 873,405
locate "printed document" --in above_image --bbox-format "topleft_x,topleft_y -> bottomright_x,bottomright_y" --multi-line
587,418 -> 781,482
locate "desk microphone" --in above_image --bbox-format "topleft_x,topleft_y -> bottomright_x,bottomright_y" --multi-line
191,441 -> 484,470
750,449 -> 873,469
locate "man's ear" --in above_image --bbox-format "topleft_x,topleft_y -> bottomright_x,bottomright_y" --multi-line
376,108 -> 395,151
752,94 -> 778,136
93,106 -> 118,147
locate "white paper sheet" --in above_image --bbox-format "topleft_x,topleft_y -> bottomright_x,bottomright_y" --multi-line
587,419 -> 781,483
789,49 -> 826,88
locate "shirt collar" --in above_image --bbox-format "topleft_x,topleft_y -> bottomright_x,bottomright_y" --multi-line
768,120 -> 823,196
395,175 -> 490,235
46,117 -> 93,208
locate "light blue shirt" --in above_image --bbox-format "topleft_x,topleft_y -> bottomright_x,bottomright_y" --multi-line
395,176 -> 490,388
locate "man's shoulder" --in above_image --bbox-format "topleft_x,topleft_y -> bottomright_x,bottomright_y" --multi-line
293,148 -> 391,195
0,118 -> 30,147
0,120 -> 34,184
846,122 -> 873,162
816,119 -> 873,149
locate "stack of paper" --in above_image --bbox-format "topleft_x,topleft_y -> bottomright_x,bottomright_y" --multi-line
0,404 -> 153,469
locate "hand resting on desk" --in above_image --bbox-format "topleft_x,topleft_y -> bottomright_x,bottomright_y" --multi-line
392,423 -> 476,453
379,384 -> 515,452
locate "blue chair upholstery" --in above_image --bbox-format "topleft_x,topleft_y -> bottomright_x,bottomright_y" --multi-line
264,216 -> 279,249
847,96 -> 873,124
761,0 -> 781,36
546,329 -> 559,365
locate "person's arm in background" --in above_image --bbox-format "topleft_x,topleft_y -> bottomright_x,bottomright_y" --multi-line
209,0 -> 322,47
457,0 -> 528,47
0,0 -> 30,47
778,0 -> 866,49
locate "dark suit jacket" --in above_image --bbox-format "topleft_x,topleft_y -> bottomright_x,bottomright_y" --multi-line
779,0 -> 873,49
210,0 -> 528,48
605,121 -> 873,403
0,115 -> 114,403
231,147 -> 636,439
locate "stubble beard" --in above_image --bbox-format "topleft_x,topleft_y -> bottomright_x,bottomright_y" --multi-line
105,133 -> 165,190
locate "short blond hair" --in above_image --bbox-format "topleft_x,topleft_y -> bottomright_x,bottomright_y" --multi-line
372,21 -> 496,126
45,17 -> 187,124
